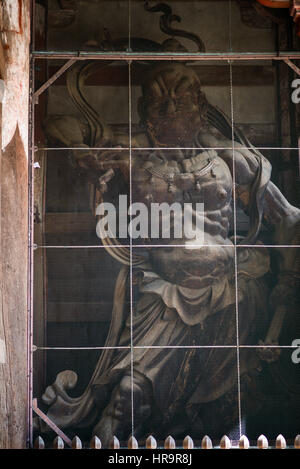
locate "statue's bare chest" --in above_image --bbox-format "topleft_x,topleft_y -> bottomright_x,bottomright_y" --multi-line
132,150 -> 232,211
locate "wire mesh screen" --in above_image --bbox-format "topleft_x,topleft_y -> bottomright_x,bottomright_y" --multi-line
30,0 -> 300,449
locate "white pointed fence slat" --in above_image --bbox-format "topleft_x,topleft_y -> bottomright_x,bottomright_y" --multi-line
220,435 -> 231,449
276,434 -> 286,449
34,436 -> 45,449
32,432 -> 300,450
164,435 -> 176,449
72,436 -> 82,449
183,435 -> 194,449
294,435 -> 300,449
201,435 -> 212,449
146,435 -> 157,449
257,434 -> 268,449
53,436 -> 64,449
128,436 -> 138,449
109,436 -> 120,449
239,435 -> 250,449
90,435 -> 102,449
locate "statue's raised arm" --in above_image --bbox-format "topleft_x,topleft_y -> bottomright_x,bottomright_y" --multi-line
217,139 -> 300,346
44,61 -> 132,198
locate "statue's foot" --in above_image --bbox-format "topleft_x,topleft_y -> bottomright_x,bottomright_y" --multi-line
92,372 -> 153,447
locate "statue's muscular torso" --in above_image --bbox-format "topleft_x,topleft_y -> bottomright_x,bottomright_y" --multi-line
130,130 -> 235,288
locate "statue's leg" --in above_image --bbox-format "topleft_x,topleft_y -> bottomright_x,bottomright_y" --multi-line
92,371 -> 152,447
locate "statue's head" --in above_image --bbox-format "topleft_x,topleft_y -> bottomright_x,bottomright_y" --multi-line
139,62 -> 208,146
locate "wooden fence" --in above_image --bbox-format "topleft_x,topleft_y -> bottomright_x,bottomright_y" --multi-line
33,433 -> 300,449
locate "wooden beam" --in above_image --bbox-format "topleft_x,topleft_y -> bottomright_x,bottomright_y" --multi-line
256,0 -> 290,8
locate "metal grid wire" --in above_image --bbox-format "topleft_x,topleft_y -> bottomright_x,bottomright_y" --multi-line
29,0 -> 300,446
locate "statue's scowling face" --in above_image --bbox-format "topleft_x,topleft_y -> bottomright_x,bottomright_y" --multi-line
141,64 -> 207,147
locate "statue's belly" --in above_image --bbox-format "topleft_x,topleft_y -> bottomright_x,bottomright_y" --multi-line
149,241 -> 234,288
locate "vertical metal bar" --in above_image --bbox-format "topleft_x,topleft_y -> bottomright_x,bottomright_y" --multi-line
128,57 -> 135,440
27,0 -> 36,448
229,0 -> 242,439
42,158 -> 48,392
27,54 -> 35,448
128,0 -> 134,439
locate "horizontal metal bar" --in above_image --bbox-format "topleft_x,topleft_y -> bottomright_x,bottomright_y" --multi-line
36,346 -> 131,350
35,345 -> 299,350
30,51 -> 300,61
33,147 -> 300,151
35,244 -> 300,249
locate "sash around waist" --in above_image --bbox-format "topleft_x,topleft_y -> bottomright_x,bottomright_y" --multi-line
138,244 -> 270,326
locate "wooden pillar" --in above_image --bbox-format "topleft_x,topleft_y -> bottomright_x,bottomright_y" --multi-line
0,0 -> 30,448
0,127 -> 28,449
